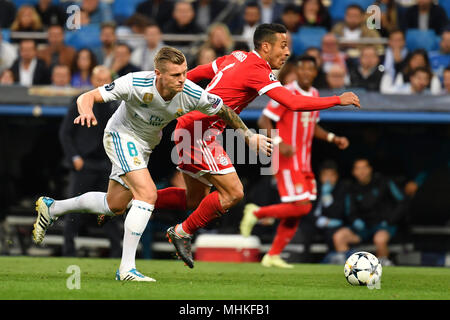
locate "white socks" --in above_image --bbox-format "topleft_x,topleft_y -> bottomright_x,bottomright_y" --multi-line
50,192 -> 114,217
119,200 -> 154,273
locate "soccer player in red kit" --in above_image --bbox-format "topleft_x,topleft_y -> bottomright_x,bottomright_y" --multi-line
161,24 -> 360,268
239,55 -> 350,268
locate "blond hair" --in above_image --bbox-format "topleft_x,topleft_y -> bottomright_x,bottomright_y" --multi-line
11,5 -> 43,31
154,47 -> 186,72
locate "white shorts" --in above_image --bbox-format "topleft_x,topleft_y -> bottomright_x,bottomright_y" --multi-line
103,131 -> 151,188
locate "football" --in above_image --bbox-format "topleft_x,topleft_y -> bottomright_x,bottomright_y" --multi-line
344,251 -> 382,286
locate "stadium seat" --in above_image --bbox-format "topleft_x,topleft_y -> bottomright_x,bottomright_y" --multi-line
1,29 -> 10,42
328,0 -> 374,22
64,24 -> 101,51
439,0 -> 450,19
405,29 -> 440,52
292,27 -> 327,56
113,0 -> 146,23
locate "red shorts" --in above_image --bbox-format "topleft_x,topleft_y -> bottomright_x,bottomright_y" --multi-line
174,122 -> 235,186
275,169 -> 317,203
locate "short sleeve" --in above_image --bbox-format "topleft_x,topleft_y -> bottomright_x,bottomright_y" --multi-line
98,72 -> 134,103
246,63 -> 282,95
196,90 -> 223,116
262,99 -> 286,122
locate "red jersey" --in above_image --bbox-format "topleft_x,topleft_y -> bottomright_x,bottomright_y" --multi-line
178,50 -> 282,132
263,81 -> 320,173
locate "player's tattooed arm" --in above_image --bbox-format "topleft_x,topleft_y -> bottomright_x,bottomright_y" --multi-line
216,104 -> 273,156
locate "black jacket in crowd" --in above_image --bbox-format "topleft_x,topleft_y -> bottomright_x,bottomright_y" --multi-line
59,96 -> 119,172
314,180 -> 351,223
347,173 -> 407,226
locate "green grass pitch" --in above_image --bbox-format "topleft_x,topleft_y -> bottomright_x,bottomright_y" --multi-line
0,256 -> 449,300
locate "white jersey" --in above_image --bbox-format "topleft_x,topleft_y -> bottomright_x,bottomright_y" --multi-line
99,71 -> 223,150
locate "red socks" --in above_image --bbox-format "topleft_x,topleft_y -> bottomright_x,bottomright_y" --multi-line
268,218 -> 300,255
181,191 -> 225,235
155,187 -> 187,211
254,202 -> 312,220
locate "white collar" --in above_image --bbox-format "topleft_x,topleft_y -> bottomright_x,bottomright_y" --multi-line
293,81 -> 314,96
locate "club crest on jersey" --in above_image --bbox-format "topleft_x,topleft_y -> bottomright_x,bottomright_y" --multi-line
269,73 -> 277,81
207,94 -> 222,109
143,93 -> 153,103
105,82 -> 115,91
133,157 -> 141,166
295,183 -> 304,194
218,155 -> 229,166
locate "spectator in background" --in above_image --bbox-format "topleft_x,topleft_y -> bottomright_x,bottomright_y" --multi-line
391,66 -> 433,95
403,0 -> 448,35
10,5 -> 44,42
194,46 -> 216,88
111,43 -> 139,78
326,64 -> 348,90
136,0 -> 174,30
37,24 -> 76,71
331,4 -> 383,58
193,0 -> 228,30
0,32 -> 17,73
11,39 -> 50,86
232,2 -> 261,50
443,66 -> 450,94
120,13 -> 153,50
313,160 -> 354,265
429,30 -> 450,84
0,69 -> 15,85
349,45 -> 384,91
35,0 -> 66,28
321,33 -> 347,74
163,1 -> 202,47
373,0 -> 401,37
258,0 -> 284,25
131,23 -> 164,71
298,0 -> 332,31
81,0 -> 113,25
305,47 -> 328,89
0,0 -> 16,28
51,64 -> 71,87
93,22 -> 117,68
383,29 -> 408,81
202,22 -> 235,57
59,65 -> 121,258
347,158 -> 407,266
70,48 -> 97,88
381,49 -> 441,94
277,4 -> 301,34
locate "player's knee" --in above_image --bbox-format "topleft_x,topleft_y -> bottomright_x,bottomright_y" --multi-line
291,200 -> 312,218
107,201 -> 127,215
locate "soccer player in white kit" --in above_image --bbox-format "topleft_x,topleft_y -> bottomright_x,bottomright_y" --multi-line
32,47 -> 272,281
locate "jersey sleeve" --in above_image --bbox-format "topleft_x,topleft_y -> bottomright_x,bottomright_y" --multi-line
262,99 -> 286,122
196,91 -> 223,116
246,62 -> 282,95
187,55 -> 229,83
98,72 -> 133,103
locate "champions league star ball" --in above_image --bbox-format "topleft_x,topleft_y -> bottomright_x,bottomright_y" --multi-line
344,251 -> 382,286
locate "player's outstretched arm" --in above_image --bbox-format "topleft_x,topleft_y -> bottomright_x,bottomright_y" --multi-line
266,86 -> 360,112
314,124 -> 349,150
216,104 -> 273,156
74,88 -> 105,128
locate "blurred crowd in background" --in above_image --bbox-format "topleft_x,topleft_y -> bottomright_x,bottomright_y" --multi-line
0,0 -> 450,95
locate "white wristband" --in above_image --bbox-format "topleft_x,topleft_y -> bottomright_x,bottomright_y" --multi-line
327,132 -> 336,143
272,136 -> 283,146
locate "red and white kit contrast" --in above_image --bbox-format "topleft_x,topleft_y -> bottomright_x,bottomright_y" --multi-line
263,81 -> 320,202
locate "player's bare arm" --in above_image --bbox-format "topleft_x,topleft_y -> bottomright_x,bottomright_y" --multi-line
74,88 -> 105,128
216,104 -> 273,156
314,124 -> 350,150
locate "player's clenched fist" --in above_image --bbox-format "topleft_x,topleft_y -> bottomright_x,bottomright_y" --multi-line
339,92 -> 360,108
74,113 -> 98,128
